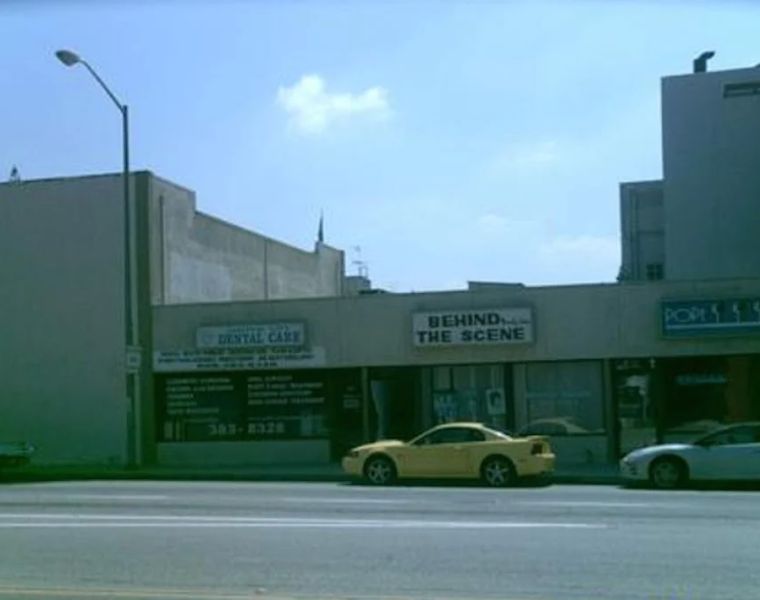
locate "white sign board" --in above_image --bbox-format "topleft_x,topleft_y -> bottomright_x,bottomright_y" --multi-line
413,308 -> 533,347
126,346 -> 142,373
196,322 -> 305,349
154,346 -> 325,372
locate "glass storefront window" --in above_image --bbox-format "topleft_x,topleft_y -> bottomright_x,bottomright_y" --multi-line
614,354 -> 760,453
522,361 -> 605,436
157,367 -> 369,461
155,369 -> 343,443
660,355 -> 760,443
421,364 -> 512,433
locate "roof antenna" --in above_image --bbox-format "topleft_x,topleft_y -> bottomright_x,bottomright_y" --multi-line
693,51 -> 715,73
351,246 -> 369,278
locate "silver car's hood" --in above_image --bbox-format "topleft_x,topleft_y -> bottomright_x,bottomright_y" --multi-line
624,443 -> 692,461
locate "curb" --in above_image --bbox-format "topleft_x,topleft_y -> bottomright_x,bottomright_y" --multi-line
1,468 -> 621,486
0,470 -> 351,484
550,475 -> 622,486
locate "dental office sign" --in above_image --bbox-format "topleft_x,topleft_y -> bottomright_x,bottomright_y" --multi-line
662,298 -> 760,337
196,322 -> 305,349
413,308 -> 533,347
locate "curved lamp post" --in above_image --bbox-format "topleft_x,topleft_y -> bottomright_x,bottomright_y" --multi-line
56,49 -> 139,466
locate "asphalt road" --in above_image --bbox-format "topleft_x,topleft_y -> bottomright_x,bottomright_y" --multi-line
0,480 -> 759,600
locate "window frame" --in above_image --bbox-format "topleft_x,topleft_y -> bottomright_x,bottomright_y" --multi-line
695,425 -> 759,447
412,426 -> 486,446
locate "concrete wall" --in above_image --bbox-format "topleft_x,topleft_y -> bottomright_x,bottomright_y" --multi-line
0,175 -> 128,465
662,67 -> 760,280
153,277 -> 760,368
619,181 -> 664,281
344,275 -> 372,296
150,176 -> 344,304
158,440 -> 329,467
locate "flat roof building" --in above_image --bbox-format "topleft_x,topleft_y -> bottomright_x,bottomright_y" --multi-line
621,65 -> 760,283
0,171 -> 344,465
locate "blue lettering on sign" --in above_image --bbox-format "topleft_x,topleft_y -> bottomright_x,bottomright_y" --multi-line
267,330 -> 302,345
662,298 -> 760,337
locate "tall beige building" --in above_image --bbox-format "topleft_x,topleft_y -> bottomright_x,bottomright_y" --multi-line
0,171 -> 345,465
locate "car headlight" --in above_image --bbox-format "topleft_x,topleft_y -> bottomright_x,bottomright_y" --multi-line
346,450 -> 360,459
623,449 -> 646,462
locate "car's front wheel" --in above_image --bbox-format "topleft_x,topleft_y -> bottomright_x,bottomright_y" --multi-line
363,455 -> 396,486
649,456 -> 687,489
481,456 -> 516,488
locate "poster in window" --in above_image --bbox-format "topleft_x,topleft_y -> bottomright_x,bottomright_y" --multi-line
433,392 -> 457,423
486,388 -> 506,416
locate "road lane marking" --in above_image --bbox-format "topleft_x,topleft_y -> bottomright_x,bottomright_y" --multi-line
59,495 -> 171,502
523,501 -> 658,508
0,584 -> 546,600
0,522 -> 606,529
0,585 -> 284,599
523,501 -> 701,509
0,513 -> 605,529
279,497 -> 408,504
0,495 -> 170,503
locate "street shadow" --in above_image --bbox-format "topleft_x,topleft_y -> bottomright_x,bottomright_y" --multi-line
621,480 -> 760,492
346,475 -> 553,489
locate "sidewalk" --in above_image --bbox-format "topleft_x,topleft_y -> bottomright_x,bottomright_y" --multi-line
550,462 -> 621,485
1,462 -> 622,485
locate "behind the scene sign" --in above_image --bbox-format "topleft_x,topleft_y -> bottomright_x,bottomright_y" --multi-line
412,308 -> 533,347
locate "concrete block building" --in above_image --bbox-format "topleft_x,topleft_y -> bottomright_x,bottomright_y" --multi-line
620,65 -> 760,284
0,172 -> 344,466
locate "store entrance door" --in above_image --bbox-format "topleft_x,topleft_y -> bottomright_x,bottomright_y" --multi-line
328,369 -> 364,461
368,368 -> 419,442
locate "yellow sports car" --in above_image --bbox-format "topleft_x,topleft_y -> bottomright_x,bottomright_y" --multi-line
342,422 -> 555,487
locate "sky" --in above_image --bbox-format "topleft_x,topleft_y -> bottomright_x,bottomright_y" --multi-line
2,0 -> 759,292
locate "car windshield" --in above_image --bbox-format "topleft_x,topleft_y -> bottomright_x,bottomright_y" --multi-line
694,425 -> 759,447
483,426 -> 512,439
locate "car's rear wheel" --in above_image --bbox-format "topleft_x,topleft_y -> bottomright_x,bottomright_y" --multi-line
649,456 -> 687,489
363,455 -> 396,486
481,456 -> 516,488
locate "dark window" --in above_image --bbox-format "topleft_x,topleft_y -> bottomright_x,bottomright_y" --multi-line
415,427 -> 485,445
723,81 -> 760,98
699,426 -> 757,447
646,263 -> 664,281
521,422 -> 568,436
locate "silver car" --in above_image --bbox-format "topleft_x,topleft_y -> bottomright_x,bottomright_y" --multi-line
620,423 -> 760,489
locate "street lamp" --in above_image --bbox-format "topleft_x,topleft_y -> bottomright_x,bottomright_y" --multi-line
56,49 -> 139,466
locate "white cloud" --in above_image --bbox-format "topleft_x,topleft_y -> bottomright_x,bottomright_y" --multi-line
538,234 -> 620,273
276,74 -> 390,135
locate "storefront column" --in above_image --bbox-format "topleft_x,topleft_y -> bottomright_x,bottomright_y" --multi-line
650,359 -> 665,444
603,359 -> 617,463
361,367 -> 370,443
512,363 -> 528,428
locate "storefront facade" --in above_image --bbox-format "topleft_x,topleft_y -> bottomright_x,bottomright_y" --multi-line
151,279 -> 760,468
